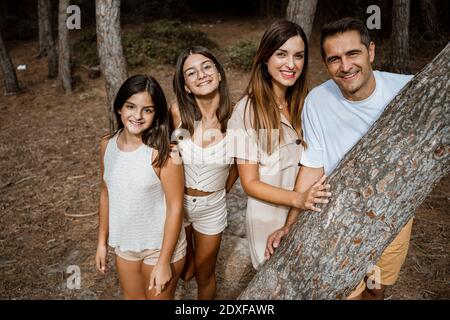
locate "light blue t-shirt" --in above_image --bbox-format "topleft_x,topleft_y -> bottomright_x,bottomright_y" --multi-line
300,71 -> 413,175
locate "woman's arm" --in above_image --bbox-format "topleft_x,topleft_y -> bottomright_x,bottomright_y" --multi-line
95,137 -> 109,274
237,161 -> 330,209
225,162 -> 239,193
149,153 -> 185,295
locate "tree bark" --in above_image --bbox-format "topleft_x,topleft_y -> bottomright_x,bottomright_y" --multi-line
58,0 -> 72,93
239,44 -> 450,300
95,0 -> 128,133
37,0 -> 51,57
390,0 -> 410,74
37,0 -> 58,78
0,29 -> 20,95
286,0 -> 318,40
419,0 -> 439,38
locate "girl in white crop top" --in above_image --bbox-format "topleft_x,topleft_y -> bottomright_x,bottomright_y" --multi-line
171,46 -> 238,299
95,75 -> 186,300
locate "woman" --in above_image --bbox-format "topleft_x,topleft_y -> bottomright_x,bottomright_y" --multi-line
227,20 -> 331,269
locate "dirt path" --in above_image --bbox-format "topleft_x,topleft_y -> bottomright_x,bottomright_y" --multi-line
0,19 -> 448,300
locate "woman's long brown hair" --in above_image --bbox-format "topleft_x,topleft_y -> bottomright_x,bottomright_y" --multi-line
243,20 -> 309,153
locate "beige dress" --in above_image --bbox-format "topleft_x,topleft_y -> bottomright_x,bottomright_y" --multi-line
227,97 -> 302,269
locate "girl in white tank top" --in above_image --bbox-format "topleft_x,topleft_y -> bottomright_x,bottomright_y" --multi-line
171,47 -> 238,299
95,75 -> 186,300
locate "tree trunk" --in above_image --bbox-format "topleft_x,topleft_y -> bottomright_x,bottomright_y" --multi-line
390,0 -> 410,74
286,0 -> 318,40
95,0 -> 127,133
37,0 -> 58,78
58,0 -> 72,93
419,0 -> 439,38
239,44 -> 449,300
0,29 -> 20,95
37,0 -> 51,57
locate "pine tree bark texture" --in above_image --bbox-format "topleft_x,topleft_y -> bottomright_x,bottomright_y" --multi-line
286,0 -> 318,40
37,0 -> 51,57
239,44 -> 449,300
0,29 -> 20,95
419,0 -> 439,38
37,0 -> 58,78
391,0 -> 411,74
95,0 -> 128,133
58,0 -> 72,93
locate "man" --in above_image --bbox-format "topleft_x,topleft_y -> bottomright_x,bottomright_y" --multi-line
264,17 -> 414,300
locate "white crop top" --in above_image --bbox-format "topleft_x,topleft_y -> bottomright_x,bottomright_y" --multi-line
176,132 -> 233,193
103,132 -> 184,252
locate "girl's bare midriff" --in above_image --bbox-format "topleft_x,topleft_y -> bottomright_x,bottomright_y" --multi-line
185,187 -> 214,196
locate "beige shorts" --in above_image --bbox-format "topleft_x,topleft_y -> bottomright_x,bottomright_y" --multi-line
115,239 -> 187,266
347,218 -> 414,299
183,189 -> 228,235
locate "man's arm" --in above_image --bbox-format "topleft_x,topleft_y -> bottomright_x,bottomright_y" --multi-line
265,166 -> 327,259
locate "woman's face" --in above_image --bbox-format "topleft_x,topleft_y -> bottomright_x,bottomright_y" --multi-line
183,53 -> 221,97
118,91 -> 155,136
266,35 -> 305,91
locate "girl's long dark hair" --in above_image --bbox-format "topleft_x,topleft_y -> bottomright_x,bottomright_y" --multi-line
111,74 -> 172,167
173,46 -> 232,135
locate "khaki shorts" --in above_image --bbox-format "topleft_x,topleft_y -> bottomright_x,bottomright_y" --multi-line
115,239 -> 187,266
347,218 -> 414,299
183,189 -> 228,235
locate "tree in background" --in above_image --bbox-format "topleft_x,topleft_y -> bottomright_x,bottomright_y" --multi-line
0,28 -> 20,94
37,0 -> 58,78
239,44 -> 449,299
58,0 -> 73,93
95,0 -> 128,132
419,0 -> 439,39
286,0 -> 318,40
390,0 -> 411,74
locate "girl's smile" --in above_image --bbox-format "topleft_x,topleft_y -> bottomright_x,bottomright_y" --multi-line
119,91 -> 155,136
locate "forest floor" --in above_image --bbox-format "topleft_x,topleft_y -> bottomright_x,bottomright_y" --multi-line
0,18 -> 448,300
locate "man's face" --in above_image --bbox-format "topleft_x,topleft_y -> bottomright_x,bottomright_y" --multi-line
322,30 -> 375,101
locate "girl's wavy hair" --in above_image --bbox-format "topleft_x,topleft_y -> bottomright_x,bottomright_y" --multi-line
243,19 -> 309,153
111,74 -> 172,167
173,46 -> 232,136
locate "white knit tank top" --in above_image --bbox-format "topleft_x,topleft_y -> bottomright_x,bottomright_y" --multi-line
177,132 -> 233,193
103,132 -> 173,252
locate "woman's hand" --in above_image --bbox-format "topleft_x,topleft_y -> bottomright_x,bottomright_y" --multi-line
293,175 -> 331,211
149,262 -> 172,296
95,243 -> 108,274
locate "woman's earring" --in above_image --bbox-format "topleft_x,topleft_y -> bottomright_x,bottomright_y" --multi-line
186,89 -> 191,94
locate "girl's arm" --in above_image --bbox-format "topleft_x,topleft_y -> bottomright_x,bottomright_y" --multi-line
95,137 -> 109,274
149,152 -> 185,295
225,162 -> 239,193
237,162 -> 330,210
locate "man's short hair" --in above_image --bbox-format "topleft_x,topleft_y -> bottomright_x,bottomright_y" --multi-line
320,17 -> 372,60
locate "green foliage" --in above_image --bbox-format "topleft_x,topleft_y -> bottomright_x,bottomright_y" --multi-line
71,21 -> 216,69
71,28 -> 99,67
124,20 -> 217,67
226,40 -> 258,71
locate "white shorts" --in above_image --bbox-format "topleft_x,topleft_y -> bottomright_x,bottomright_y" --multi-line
183,189 -> 228,235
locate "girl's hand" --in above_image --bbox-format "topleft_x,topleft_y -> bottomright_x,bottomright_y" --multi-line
294,175 -> 331,212
95,244 -> 108,274
149,262 -> 172,296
